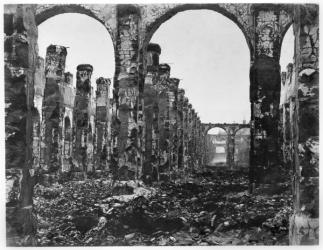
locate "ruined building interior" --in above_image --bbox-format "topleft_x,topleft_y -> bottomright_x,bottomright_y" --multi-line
4,3 -> 319,246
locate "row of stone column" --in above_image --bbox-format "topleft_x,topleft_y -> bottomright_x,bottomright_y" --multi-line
34,45 -> 112,179
142,43 -> 204,183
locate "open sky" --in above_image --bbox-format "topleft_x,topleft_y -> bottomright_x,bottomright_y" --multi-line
38,10 -> 294,125
38,14 -> 115,92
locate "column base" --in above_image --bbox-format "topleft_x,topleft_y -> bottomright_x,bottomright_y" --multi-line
289,213 -> 319,245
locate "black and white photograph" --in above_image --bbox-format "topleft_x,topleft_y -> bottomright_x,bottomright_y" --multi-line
3,0 -> 319,246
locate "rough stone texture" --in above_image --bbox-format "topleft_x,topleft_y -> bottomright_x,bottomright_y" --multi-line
249,6 -> 284,189
113,5 -> 142,180
95,78 -> 111,170
4,4 -> 39,245
40,47 -> 76,176
143,43 -> 160,182
288,4 -> 319,245
42,45 -> 67,174
73,64 -> 93,174
156,64 -> 172,182
168,78 -> 179,179
177,88 -> 185,173
182,97 -> 189,179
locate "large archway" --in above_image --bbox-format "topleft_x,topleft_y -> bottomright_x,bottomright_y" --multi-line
38,13 -> 115,92
148,9 -> 250,124
206,127 -> 228,167
37,12 -> 115,174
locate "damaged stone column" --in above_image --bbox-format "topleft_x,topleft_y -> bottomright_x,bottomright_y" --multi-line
112,5 -> 141,180
143,43 -> 161,182
196,118 -> 203,171
73,64 -> 93,176
289,4 -> 319,245
168,78 -> 180,180
187,106 -> 194,173
249,5 -> 283,190
182,97 -> 189,179
156,64 -> 171,182
177,88 -> 185,174
226,126 -> 236,170
95,77 -> 111,171
191,111 -> 198,171
42,45 -> 67,175
4,4 -> 38,245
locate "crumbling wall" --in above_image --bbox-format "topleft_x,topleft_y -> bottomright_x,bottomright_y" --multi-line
289,4 -> 319,245
4,4 -> 39,245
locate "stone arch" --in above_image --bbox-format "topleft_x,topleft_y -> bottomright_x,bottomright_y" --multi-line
36,4 -> 117,87
206,126 -> 228,166
204,124 -> 227,136
231,124 -> 250,136
142,4 -> 253,59
278,6 -> 294,60
36,4 -> 115,44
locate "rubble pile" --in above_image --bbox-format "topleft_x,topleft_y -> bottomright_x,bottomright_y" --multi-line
34,170 -> 292,246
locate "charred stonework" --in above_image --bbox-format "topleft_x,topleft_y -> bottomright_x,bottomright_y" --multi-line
177,88 -> 185,172
95,78 -> 111,171
73,64 -> 93,175
114,5 -> 141,180
168,78 -> 179,179
182,97 -> 189,179
249,6 -> 284,189
143,43 -> 161,182
5,4 -> 38,245
289,4 -> 319,245
42,45 -> 67,175
156,64 -> 171,182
